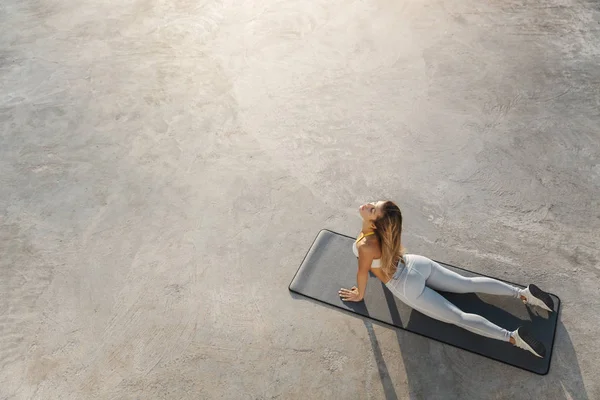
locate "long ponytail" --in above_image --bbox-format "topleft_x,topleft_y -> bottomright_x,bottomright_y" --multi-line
373,201 -> 405,280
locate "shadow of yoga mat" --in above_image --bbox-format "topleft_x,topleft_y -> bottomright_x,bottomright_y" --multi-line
288,229 -> 561,375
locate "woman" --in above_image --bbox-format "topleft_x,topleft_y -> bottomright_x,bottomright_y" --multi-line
338,200 -> 554,358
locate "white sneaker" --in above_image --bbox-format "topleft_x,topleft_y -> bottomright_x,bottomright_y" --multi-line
512,327 -> 546,358
521,284 -> 554,312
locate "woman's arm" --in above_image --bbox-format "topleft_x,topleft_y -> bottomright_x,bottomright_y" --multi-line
354,245 -> 373,300
340,244 -> 373,302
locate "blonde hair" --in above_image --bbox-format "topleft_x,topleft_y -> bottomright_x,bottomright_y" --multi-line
373,201 -> 405,280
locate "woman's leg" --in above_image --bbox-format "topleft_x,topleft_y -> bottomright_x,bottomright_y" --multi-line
412,286 -> 513,341
425,259 -> 521,298
385,255 -> 548,356
386,259 -> 512,342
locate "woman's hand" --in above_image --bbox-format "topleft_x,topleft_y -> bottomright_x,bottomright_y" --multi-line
339,286 -> 363,302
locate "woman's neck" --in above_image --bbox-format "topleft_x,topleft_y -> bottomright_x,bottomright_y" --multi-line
361,221 -> 375,234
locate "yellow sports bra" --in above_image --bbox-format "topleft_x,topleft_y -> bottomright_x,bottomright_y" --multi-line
351,231 -> 381,268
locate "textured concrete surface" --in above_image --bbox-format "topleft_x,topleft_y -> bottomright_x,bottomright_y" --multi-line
1,0 -> 599,399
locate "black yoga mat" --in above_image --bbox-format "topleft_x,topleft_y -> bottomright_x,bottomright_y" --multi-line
288,229 -> 560,375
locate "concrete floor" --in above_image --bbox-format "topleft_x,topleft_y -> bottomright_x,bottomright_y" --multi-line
1,0 -> 599,398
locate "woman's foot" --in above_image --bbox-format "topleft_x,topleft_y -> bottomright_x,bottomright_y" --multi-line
520,284 -> 554,312
511,327 -> 546,358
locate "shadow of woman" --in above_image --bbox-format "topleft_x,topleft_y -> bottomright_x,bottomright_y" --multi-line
363,320 -> 399,400
551,322 -> 589,400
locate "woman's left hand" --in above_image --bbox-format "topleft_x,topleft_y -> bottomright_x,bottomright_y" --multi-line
339,286 -> 362,302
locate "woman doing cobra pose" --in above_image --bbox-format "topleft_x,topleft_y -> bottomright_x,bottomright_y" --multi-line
338,200 -> 554,358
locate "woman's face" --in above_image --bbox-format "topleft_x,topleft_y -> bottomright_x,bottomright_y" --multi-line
359,201 -> 385,221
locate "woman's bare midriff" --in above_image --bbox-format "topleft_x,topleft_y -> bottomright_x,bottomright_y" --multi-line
370,268 -> 392,285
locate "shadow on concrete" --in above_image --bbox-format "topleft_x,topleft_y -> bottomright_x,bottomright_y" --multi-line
364,320 -> 398,400
552,322 -> 589,400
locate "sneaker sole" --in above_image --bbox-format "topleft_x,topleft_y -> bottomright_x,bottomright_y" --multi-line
517,327 -> 546,358
529,284 -> 554,312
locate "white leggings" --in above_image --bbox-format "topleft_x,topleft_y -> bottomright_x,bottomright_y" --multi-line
385,255 -> 522,342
